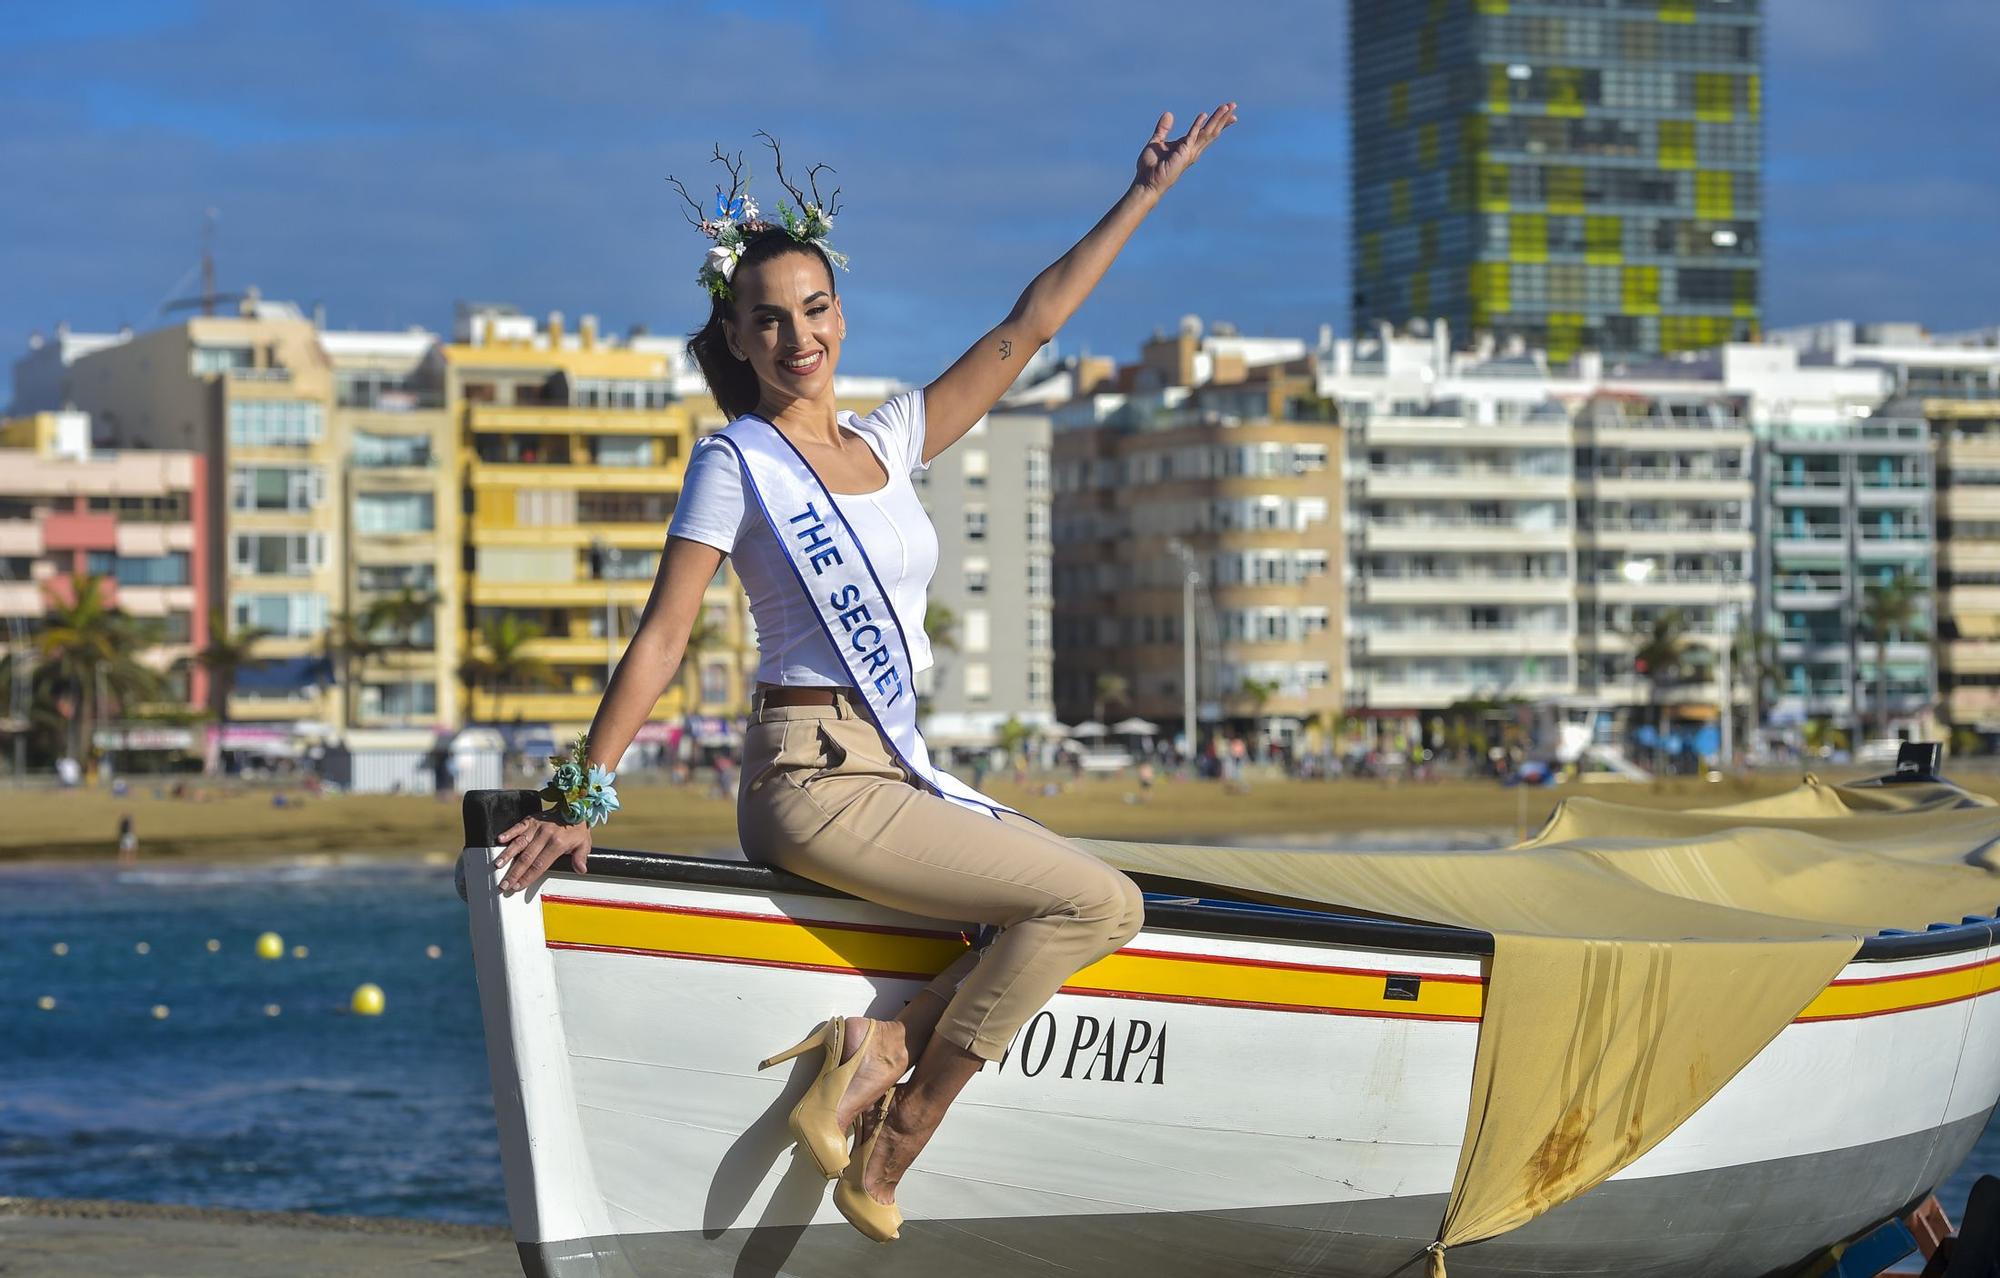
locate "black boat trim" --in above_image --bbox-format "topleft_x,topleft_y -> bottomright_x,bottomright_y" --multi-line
463,790 -> 1998,965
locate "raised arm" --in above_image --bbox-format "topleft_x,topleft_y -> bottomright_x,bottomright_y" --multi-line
921,102 -> 1238,461
493,533 -> 724,892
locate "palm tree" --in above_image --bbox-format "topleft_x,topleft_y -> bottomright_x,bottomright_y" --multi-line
1628,608 -> 1693,763
679,608 -> 725,715
462,615 -> 555,724
1860,572 -> 1925,741
36,575 -> 168,762
923,601 -> 958,655
198,611 -> 274,760
1728,626 -> 1781,758
321,611 -> 384,727
1092,672 -> 1129,725
363,586 -> 438,653
997,715 -> 1034,762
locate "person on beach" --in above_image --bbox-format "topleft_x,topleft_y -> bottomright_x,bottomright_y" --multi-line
490,103 -> 1237,1243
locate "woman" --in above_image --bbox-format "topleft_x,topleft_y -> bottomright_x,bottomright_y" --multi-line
492,102 -> 1238,1241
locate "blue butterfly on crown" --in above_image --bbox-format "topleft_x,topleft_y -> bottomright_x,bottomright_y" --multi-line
668,132 -> 848,302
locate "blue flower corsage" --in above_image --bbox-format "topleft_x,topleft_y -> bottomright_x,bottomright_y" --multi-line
542,733 -> 620,828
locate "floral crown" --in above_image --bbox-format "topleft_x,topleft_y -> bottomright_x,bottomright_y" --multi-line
667,132 -> 848,303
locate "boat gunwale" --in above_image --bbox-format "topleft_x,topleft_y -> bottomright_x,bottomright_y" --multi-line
462,790 -> 1997,965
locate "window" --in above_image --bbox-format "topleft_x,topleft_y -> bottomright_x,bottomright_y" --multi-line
233,533 -> 325,577
89,551 -> 192,585
963,557 -> 989,594
1026,502 -> 1050,543
1026,557 -> 1050,599
231,466 -> 324,512
1026,449 -> 1051,494
228,400 -> 324,448
962,450 -> 988,489
192,346 -> 255,374
358,562 -> 437,593
1027,660 -> 1050,704
578,492 -> 674,523
595,436 -> 658,467
964,609 -> 990,653
352,432 -> 433,468
1027,609 -> 1050,651
354,493 -> 435,534
361,682 -> 437,718
597,548 -> 659,580
700,662 -> 731,706
964,507 -> 988,541
233,592 -> 327,637
964,662 -> 991,701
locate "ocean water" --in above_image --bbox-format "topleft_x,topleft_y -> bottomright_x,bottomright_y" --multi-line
0,859 -> 1995,1228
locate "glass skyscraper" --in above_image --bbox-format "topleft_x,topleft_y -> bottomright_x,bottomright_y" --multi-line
1348,0 -> 1763,361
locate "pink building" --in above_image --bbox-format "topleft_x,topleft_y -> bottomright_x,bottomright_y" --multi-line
0,412 -> 214,732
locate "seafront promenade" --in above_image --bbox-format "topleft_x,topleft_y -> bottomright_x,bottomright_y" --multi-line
0,1198 -> 515,1277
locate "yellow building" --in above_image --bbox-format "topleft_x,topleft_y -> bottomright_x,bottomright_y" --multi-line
445,305 -> 741,736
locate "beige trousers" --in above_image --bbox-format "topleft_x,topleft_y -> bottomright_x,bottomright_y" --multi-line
738,695 -> 1145,1061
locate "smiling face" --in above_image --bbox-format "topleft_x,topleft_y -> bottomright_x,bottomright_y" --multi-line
722,246 -> 845,410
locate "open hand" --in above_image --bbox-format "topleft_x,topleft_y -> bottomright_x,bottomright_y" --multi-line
493,810 -> 593,894
1134,101 -> 1238,197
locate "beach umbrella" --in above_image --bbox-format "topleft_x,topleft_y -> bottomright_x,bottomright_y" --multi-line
1039,721 -> 1074,738
1111,717 -> 1160,736
1072,721 -> 1108,738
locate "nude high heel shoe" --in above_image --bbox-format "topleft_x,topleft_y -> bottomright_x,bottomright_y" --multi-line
835,1088 -> 902,1243
758,1015 -> 877,1179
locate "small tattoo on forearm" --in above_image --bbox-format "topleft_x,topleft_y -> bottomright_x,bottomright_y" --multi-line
999,339 -> 1013,360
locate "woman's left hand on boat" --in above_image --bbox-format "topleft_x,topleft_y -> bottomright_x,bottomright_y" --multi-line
1132,100 -> 1238,198
493,812 -> 593,893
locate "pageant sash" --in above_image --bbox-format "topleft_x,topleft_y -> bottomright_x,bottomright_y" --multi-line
706,420 -> 1016,819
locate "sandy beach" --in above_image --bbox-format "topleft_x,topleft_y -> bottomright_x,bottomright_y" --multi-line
0,768 -> 1920,864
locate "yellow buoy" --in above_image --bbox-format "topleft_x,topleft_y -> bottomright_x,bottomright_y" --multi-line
134,941 -> 151,955
350,983 -> 385,1016
151,1004 -> 170,1020
291,945 -> 309,959
263,1003 -> 282,1017
255,932 -> 284,960
52,942 -> 69,957
205,939 -> 221,953
37,995 -> 56,1011
424,945 -> 443,960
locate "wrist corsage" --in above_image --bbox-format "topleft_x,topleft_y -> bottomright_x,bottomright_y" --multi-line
543,733 -> 620,828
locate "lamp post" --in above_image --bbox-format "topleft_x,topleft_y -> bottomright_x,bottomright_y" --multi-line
1168,539 -> 1199,772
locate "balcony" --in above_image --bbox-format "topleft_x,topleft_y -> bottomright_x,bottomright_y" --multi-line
1769,476 -> 1846,505
468,403 -> 687,438
1584,416 -> 1751,448
1945,586 -> 2000,614
42,510 -> 118,553
1587,468 -> 1748,500
467,688 -> 605,725
0,521 -> 42,556
1770,530 -> 1847,560
468,579 -> 655,608
1360,416 -> 1571,448
1362,575 -> 1572,605
1360,517 -> 1572,551
466,460 -> 684,490
1578,518 -> 1751,549
1944,642 -> 2000,676
1360,466 -> 1571,500
1855,530 -> 1931,560
1587,574 -> 1754,605
1356,628 -> 1573,656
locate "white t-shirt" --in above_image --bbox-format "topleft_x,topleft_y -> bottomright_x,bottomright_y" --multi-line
667,390 -> 938,687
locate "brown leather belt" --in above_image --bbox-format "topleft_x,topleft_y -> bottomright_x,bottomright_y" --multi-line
753,684 -> 857,709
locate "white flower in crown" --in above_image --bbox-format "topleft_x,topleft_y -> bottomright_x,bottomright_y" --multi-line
800,203 -> 833,240
704,242 -> 741,282
738,194 -> 761,224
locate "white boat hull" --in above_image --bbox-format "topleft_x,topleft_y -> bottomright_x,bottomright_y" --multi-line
459,833 -> 2000,1278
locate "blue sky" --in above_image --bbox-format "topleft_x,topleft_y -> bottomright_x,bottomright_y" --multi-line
2,0 -> 1995,404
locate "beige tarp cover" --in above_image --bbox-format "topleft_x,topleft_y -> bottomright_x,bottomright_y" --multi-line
1082,777 -> 2000,1273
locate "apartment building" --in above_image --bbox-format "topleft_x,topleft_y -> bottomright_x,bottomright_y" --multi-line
321,327 -> 458,729
1772,322 -> 2000,742
55,293 -> 347,742
1349,0 -> 1763,360
912,409 -> 1056,745
444,304 -> 701,738
1047,319 -> 1343,750
0,411 -> 211,758
1573,391 -> 1754,721
1329,325 -> 1583,727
